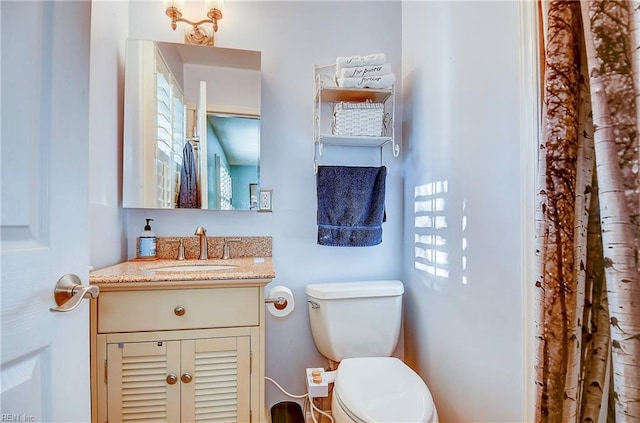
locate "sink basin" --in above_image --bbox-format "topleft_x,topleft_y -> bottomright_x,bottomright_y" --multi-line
152,264 -> 238,272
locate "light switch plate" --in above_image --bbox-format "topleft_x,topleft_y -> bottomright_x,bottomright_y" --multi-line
259,189 -> 272,212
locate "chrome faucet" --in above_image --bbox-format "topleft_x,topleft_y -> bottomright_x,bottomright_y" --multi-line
222,238 -> 241,260
194,226 -> 208,260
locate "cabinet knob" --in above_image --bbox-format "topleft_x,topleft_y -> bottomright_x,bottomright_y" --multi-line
166,374 -> 178,385
174,306 -> 186,316
181,373 -> 193,384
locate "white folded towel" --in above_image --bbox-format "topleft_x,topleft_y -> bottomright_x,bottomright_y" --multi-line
336,63 -> 392,79
336,53 -> 386,70
337,73 -> 396,89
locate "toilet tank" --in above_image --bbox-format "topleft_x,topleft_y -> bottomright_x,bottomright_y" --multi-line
305,280 -> 404,362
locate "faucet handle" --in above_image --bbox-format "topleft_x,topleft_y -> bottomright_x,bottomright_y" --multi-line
222,238 -> 242,260
167,239 -> 187,260
177,239 -> 186,260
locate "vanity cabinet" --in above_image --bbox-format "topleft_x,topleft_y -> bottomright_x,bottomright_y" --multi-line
312,64 -> 398,172
90,282 -> 269,423
101,328 -> 253,422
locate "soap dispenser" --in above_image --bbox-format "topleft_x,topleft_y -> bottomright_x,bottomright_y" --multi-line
137,218 -> 157,259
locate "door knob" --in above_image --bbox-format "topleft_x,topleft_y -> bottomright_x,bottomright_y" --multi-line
49,274 -> 100,312
166,374 -> 178,385
181,373 -> 193,383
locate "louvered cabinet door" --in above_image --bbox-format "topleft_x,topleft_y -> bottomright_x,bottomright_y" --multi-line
106,340 -> 181,422
180,336 -> 252,422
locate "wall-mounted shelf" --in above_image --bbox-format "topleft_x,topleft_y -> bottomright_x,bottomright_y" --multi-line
319,134 -> 393,147
313,64 -> 398,173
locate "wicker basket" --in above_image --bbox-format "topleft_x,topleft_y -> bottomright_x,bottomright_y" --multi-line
332,101 -> 384,137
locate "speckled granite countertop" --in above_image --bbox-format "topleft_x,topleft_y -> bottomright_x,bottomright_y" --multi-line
90,257 -> 275,286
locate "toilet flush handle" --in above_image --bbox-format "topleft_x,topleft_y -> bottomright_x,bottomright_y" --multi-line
308,300 -> 320,309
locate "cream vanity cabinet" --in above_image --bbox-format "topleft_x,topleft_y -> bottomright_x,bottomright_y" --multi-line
90,279 -> 271,423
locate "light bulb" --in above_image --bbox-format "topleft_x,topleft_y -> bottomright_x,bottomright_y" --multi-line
204,0 -> 223,12
164,0 -> 185,12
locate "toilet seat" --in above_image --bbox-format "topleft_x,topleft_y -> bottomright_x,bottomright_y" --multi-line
334,357 -> 435,423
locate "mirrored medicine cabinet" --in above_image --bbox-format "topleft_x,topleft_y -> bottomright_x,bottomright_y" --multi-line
122,39 -> 262,210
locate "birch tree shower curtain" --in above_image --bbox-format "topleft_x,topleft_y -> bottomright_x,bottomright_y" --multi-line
535,1 -> 639,421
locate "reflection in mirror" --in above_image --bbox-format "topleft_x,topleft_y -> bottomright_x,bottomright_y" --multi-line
122,39 -> 261,210
204,113 -> 260,210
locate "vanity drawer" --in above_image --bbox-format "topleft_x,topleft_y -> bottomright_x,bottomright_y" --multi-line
97,287 -> 259,333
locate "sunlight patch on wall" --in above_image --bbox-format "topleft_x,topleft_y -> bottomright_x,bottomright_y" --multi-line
414,181 -> 449,282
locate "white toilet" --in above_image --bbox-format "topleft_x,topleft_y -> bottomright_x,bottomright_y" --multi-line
306,280 -> 438,423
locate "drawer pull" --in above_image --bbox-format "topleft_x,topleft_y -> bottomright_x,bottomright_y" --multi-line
181,373 -> 193,383
174,306 -> 186,316
167,374 -> 178,385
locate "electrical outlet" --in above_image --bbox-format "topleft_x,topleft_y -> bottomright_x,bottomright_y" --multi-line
259,189 -> 272,212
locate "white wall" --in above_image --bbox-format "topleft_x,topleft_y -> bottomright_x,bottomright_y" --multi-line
90,0 -> 403,410
401,1 -> 527,422
89,1 -> 129,269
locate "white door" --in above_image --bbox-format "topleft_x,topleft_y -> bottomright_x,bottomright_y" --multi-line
198,81 -> 209,208
1,2 -> 92,422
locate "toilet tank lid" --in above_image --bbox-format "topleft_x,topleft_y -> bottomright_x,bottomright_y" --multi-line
306,280 -> 404,300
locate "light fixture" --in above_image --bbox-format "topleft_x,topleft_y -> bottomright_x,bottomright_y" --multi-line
164,0 -> 223,46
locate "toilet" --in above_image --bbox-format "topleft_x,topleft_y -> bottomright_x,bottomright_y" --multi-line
306,280 -> 438,423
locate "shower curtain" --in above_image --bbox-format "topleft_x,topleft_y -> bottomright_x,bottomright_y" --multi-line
534,1 -> 639,421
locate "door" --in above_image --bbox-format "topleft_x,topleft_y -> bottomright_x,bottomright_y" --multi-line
1,2 -> 92,422
104,335 -> 252,422
106,341 -> 182,422
180,336 -> 251,422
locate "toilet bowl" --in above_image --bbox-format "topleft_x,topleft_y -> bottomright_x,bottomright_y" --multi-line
332,357 -> 437,423
305,281 -> 438,423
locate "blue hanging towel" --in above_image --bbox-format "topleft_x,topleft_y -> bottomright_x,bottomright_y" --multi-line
316,165 -> 387,247
177,142 -> 200,208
